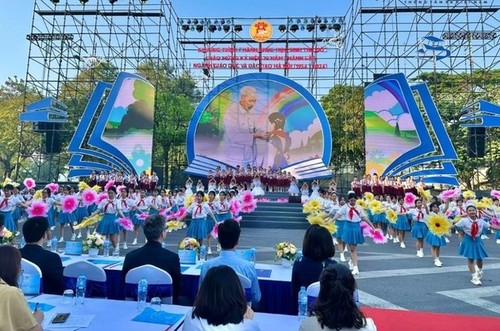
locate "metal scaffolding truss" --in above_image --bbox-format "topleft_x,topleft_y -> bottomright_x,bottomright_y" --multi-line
18,0 -> 185,181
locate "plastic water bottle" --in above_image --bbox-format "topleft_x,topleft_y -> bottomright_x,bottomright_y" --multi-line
296,250 -> 303,262
19,236 -> 26,249
249,247 -> 256,265
75,275 -> 87,306
298,286 -> 308,320
50,237 -> 58,252
103,239 -> 110,257
137,278 -> 148,311
199,245 -> 207,262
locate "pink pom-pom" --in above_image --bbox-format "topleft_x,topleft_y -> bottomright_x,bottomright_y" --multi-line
241,200 -> 257,213
404,192 -> 417,206
82,189 -> 97,206
116,217 -> 134,231
233,216 -> 242,223
230,200 -> 242,216
211,222 -> 219,239
61,195 -> 78,213
241,191 -> 255,205
27,201 -> 48,217
491,190 -> 500,199
445,209 -> 455,218
360,221 -> 371,236
370,229 -> 388,244
439,189 -> 457,201
23,178 -> 36,190
175,207 -> 187,219
137,212 -> 149,221
45,183 -> 59,194
117,185 -> 127,194
97,193 -> 108,204
105,180 -> 115,192
491,218 -> 500,227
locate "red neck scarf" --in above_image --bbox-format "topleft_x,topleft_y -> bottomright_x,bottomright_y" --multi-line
121,199 -> 128,208
400,206 -> 406,213
194,204 -> 203,218
137,199 -> 145,207
471,220 -> 479,240
0,198 -> 8,209
105,200 -> 115,213
417,210 -> 424,220
349,206 -> 360,220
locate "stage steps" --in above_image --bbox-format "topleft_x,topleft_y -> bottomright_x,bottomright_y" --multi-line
240,192 -> 309,230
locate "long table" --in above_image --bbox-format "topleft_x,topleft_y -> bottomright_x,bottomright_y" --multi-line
60,254 -> 295,315
31,294 -> 300,331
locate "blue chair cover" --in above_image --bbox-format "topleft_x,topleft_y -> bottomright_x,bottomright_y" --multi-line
244,288 -> 252,304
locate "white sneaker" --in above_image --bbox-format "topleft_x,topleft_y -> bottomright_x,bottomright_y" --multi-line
400,242 -> 406,249
77,232 -> 82,239
50,226 -> 56,231
207,247 -> 212,255
71,233 -> 76,241
333,238 -> 338,245
351,266 -> 359,275
15,231 -> 20,236
476,268 -> 483,280
471,274 -> 482,286
131,239 -> 138,246
348,259 -> 353,270
434,259 -> 443,267
343,246 -> 348,253
388,235 -> 393,240
496,239 -> 500,244
123,243 -> 128,250
445,237 -> 450,243
340,252 -> 346,262
481,235 -> 489,240
417,250 -> 424,258
58,237 -> 64,243
393,238 -> 398,244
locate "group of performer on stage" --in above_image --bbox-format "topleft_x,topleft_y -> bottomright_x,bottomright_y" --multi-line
305,182 -> 500,286
88,170 -> 160,192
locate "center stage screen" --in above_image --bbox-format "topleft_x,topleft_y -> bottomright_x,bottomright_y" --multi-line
187,73 -> 330,171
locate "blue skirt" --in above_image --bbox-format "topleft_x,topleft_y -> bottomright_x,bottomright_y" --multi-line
341,221 -> 364,245
425,232 -> 447,247
459,234 -> 488,260
96,213 -> 120,235
411,222 -> 428,239
372,212 -> 387,225
58,212 -> 75,224
206,218 -> 215,235
47,207 -> 55,227
75,206 -> 89,223
187,218 -> 207,239
88,204 -> 98,214
12,206 -> 22,221
216,212 -> 232,222
334,220 -> 346,238
149,209 -> 159,215
395,215 -> 411,231
366,209 -> 374,222
1,211 -> 15,231
495,231 -> 500,240
133,210 -> 147,226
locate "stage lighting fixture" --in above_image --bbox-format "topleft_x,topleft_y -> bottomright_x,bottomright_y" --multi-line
181,24 -> 189,32
140,0 -> 147,4
234,24 -> 243,32
290,24 -> 299,32
214,20 -> 218,24
296,19 -> 301,24
278,25 -> 287,32
306,24 -> 315,32
109,0 -> 118,4
193,19 -> 199,25
223,24 -> 230,32
187,19 -> 191,24
208,25 -> 217,33
333,22 -> 341,31
196,24 -> 203,32
217,26 -> 222,31
300,25 -> 305,31
80,0 -> 89,4
202,68 -> 212,78
221,19 -> 225,24
51,0 -> 60,4
319,23 -> 327,32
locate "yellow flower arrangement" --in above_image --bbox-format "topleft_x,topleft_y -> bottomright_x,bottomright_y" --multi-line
274,241 -> 297,261
426,214 -> 451,236
462,190 -> 476,200
363,192 -> 374,201
178,237 -> 200,250
0,228 -> 15,245
386,209 -> 398,224
83,233 -> 106,251
356,199 -> 367,210
165,220 -> 187,232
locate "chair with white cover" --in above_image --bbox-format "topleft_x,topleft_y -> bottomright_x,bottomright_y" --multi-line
306,281 -> 320,308
20,258 -> 43,296
236,273 -> 252,307
63,260 -> 107,298
125,264 -> 173,304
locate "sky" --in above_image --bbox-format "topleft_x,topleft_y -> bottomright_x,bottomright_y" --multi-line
0,0 -> 351,84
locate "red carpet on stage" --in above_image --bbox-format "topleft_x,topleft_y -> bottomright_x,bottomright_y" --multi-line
362,307 -> 500,331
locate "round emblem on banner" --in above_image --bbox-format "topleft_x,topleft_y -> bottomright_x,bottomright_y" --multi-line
250,19 -> 273,43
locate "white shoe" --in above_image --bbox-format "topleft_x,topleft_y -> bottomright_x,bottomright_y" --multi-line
72,221 -> 77,226
343,246 -> 348,253
417,250 -> 424,258
445,237 -> 450,243
476,268 -> 483,280
58,237 -> 64,243
15,231 -> 20,236
123,243 -> 128,250
400,242 -> 406,249
71,233 -> 76,241
481,235 -> 489,240
340,252 -> 346,262
131,239 -> 138,246
393,238 -> 398,244
496,239 -> 500,244
434,259 -> 443,267
388,235 -> 393,240
77,233 -> 82,239
207,247 -> 212,255
351,266 -> 359,275
348,259 -> 353,270
50,226 -> 56,231
471,274 -> 482,286
333,238 -> 338,245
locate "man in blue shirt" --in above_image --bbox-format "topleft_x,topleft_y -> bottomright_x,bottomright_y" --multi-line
200,220 -> 262,307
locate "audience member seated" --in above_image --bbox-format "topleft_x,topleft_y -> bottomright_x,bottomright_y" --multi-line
299,264 -> 377,331
291,224 -> 336,314
19,216 -> 65,295
200,220 -> 262,309
0,245 -> 44,331
183,265 -> 260,331
122,214 -> 183,304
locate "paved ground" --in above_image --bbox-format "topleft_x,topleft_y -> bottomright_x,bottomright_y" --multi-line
58,225 -> 500,317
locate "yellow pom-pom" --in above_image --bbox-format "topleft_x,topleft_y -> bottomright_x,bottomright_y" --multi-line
386,209 -> 398,224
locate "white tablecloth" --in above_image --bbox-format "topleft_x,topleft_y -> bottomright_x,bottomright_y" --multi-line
32,294 -> 300,331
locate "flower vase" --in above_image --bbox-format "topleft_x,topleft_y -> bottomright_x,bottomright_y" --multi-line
88,248 -> 99,257
281,258 -> 292,268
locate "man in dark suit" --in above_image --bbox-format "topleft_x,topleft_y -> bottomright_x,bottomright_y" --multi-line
20,216 -> 65,295
122,214 -> 183,304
